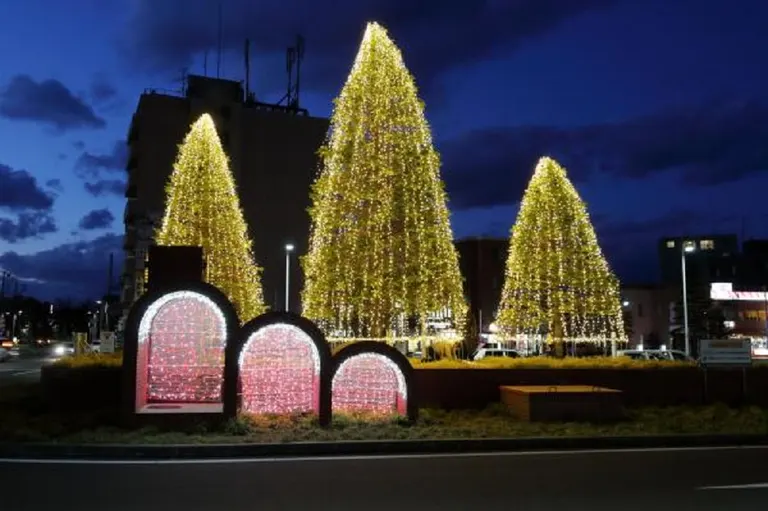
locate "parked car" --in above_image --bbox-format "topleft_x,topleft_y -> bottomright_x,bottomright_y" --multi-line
618,349 -> 693,362
0,347 -> 11,362
473,347 -> 522,361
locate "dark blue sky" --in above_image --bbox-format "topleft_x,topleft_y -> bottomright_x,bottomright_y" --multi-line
1,0 -> 768,301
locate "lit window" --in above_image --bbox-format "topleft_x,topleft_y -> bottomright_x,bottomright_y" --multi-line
700,240 -> 715,250
666,240 -> 675,248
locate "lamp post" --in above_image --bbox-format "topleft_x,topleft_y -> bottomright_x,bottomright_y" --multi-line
284,244 -> 294,312
681,241 -> 696,356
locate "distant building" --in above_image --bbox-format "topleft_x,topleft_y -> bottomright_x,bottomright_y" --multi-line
620,284 -> 677,348
122,75 -> 329,321
658,235 -> 739,286
454,238 -> 508,332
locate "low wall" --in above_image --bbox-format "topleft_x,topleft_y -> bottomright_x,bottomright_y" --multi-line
413,368 -> 768,409
41,365 -> 768,412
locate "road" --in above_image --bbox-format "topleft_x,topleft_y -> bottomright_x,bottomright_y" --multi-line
0,351 -> 49,385
1,447 -> 767,510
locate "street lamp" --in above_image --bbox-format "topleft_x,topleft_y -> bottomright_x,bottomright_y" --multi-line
284,244 -> 295,312
681,241 -> 696,356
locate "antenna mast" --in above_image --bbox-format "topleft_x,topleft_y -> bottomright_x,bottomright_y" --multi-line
244,39 -> 251,99
279,34 -> 305,110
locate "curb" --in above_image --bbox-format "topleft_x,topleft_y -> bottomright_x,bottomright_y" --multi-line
1,434 -> 767,460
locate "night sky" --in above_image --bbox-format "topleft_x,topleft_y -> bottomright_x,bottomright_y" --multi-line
1,0 -> 768,302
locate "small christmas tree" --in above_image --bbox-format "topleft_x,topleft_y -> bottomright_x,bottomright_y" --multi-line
302,22 -> 466,338
496,157 -> 623,347
156,113 -> 265,321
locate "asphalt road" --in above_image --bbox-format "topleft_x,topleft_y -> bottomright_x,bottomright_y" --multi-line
1,447 -> 767,510
0,351 -> 50,385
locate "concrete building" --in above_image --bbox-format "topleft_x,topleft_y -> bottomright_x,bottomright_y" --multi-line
454,238 -> 508,332
658,235 -> 739,286
620,284 -> 677,348
122,75 -> 329,321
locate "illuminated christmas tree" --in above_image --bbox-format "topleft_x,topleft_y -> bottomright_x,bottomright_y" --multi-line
302,22 -> 466,339
156,113 -> 265,321
496,157 -> 624,347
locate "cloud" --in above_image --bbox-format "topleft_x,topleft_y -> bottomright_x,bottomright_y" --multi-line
75,140 -> 128,178
90,76 -> 117,104
78,208 -> 115,230
0,233 -> 123,301
0,211 -> 58,243
121,0 -> 615,91
0,75 -> 106,132
0,163 -> 54,211
45,179 -> 63,192
84,179 -> 127,197
72,140 -> 86,151
441,99 -> 768,210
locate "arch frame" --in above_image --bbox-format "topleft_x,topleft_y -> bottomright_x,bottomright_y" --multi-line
122,280 -> 240,419
330,341 -> 417,422
227,311 -> 332,425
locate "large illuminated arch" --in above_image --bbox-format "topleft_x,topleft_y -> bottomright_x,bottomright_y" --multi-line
229,312 -> 332,424
122,281 -> 239,417
331,341 -> 416,421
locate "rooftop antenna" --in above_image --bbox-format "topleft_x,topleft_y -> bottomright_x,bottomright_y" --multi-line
216,0 -> 223,78
294,35 -> 304,109
204,50 -> 209,76
279,34 -> 305,110
244,38 -> 251,99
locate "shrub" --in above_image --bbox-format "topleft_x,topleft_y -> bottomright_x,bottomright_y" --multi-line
411,356 -> 695,370
51,352 -> 123,369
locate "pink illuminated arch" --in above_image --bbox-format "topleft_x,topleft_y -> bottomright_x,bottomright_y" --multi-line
135,291 -> 227,413
332,353 -> 408,416
238,323 -> 321,415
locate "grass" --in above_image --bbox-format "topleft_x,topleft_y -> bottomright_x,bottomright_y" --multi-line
0,383 -> 766,444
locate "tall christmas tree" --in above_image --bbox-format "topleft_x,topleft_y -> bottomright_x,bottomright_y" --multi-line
156,113 -> 265,322
302,22 -> 466,339
496,157 -> 623,345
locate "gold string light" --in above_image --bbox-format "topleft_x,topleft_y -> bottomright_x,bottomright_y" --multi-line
496,157 -> 624,346
302,22 -> 466,339
156,113 -> 266,322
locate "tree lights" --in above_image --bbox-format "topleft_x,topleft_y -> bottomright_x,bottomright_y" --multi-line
156,113 -> 265,323
302,22 -> 466,340
496,157 -> 624,347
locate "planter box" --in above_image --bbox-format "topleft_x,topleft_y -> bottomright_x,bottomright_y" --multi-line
500,385 -> 624,422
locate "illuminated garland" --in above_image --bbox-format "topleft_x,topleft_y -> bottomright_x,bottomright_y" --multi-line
301,22 -> 466,339
137,291 -> 227,406
156,113 -> 265,322
238,323 -> 321,415
332,353 -> 407,415
496,157 -> 624,344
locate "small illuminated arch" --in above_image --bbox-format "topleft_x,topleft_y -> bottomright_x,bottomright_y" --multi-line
239,323 -> 321,414
230,312 -> 332,423
331,341 -> 416,420
123,282 -> 239,417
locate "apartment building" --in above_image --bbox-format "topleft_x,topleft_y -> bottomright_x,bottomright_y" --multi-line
121,75 -> 329,321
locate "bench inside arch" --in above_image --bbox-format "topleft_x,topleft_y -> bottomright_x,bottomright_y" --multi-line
122,281 -> 239,416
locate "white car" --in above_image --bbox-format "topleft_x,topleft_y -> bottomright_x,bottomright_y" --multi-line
0,347 -> 11,362
51,342 -> 75,357
473,347 -> 522,361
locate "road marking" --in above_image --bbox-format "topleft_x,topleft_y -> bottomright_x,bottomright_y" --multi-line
1,445 -> 767,466
699,482 -> 768,490
11,369 -> 40,376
